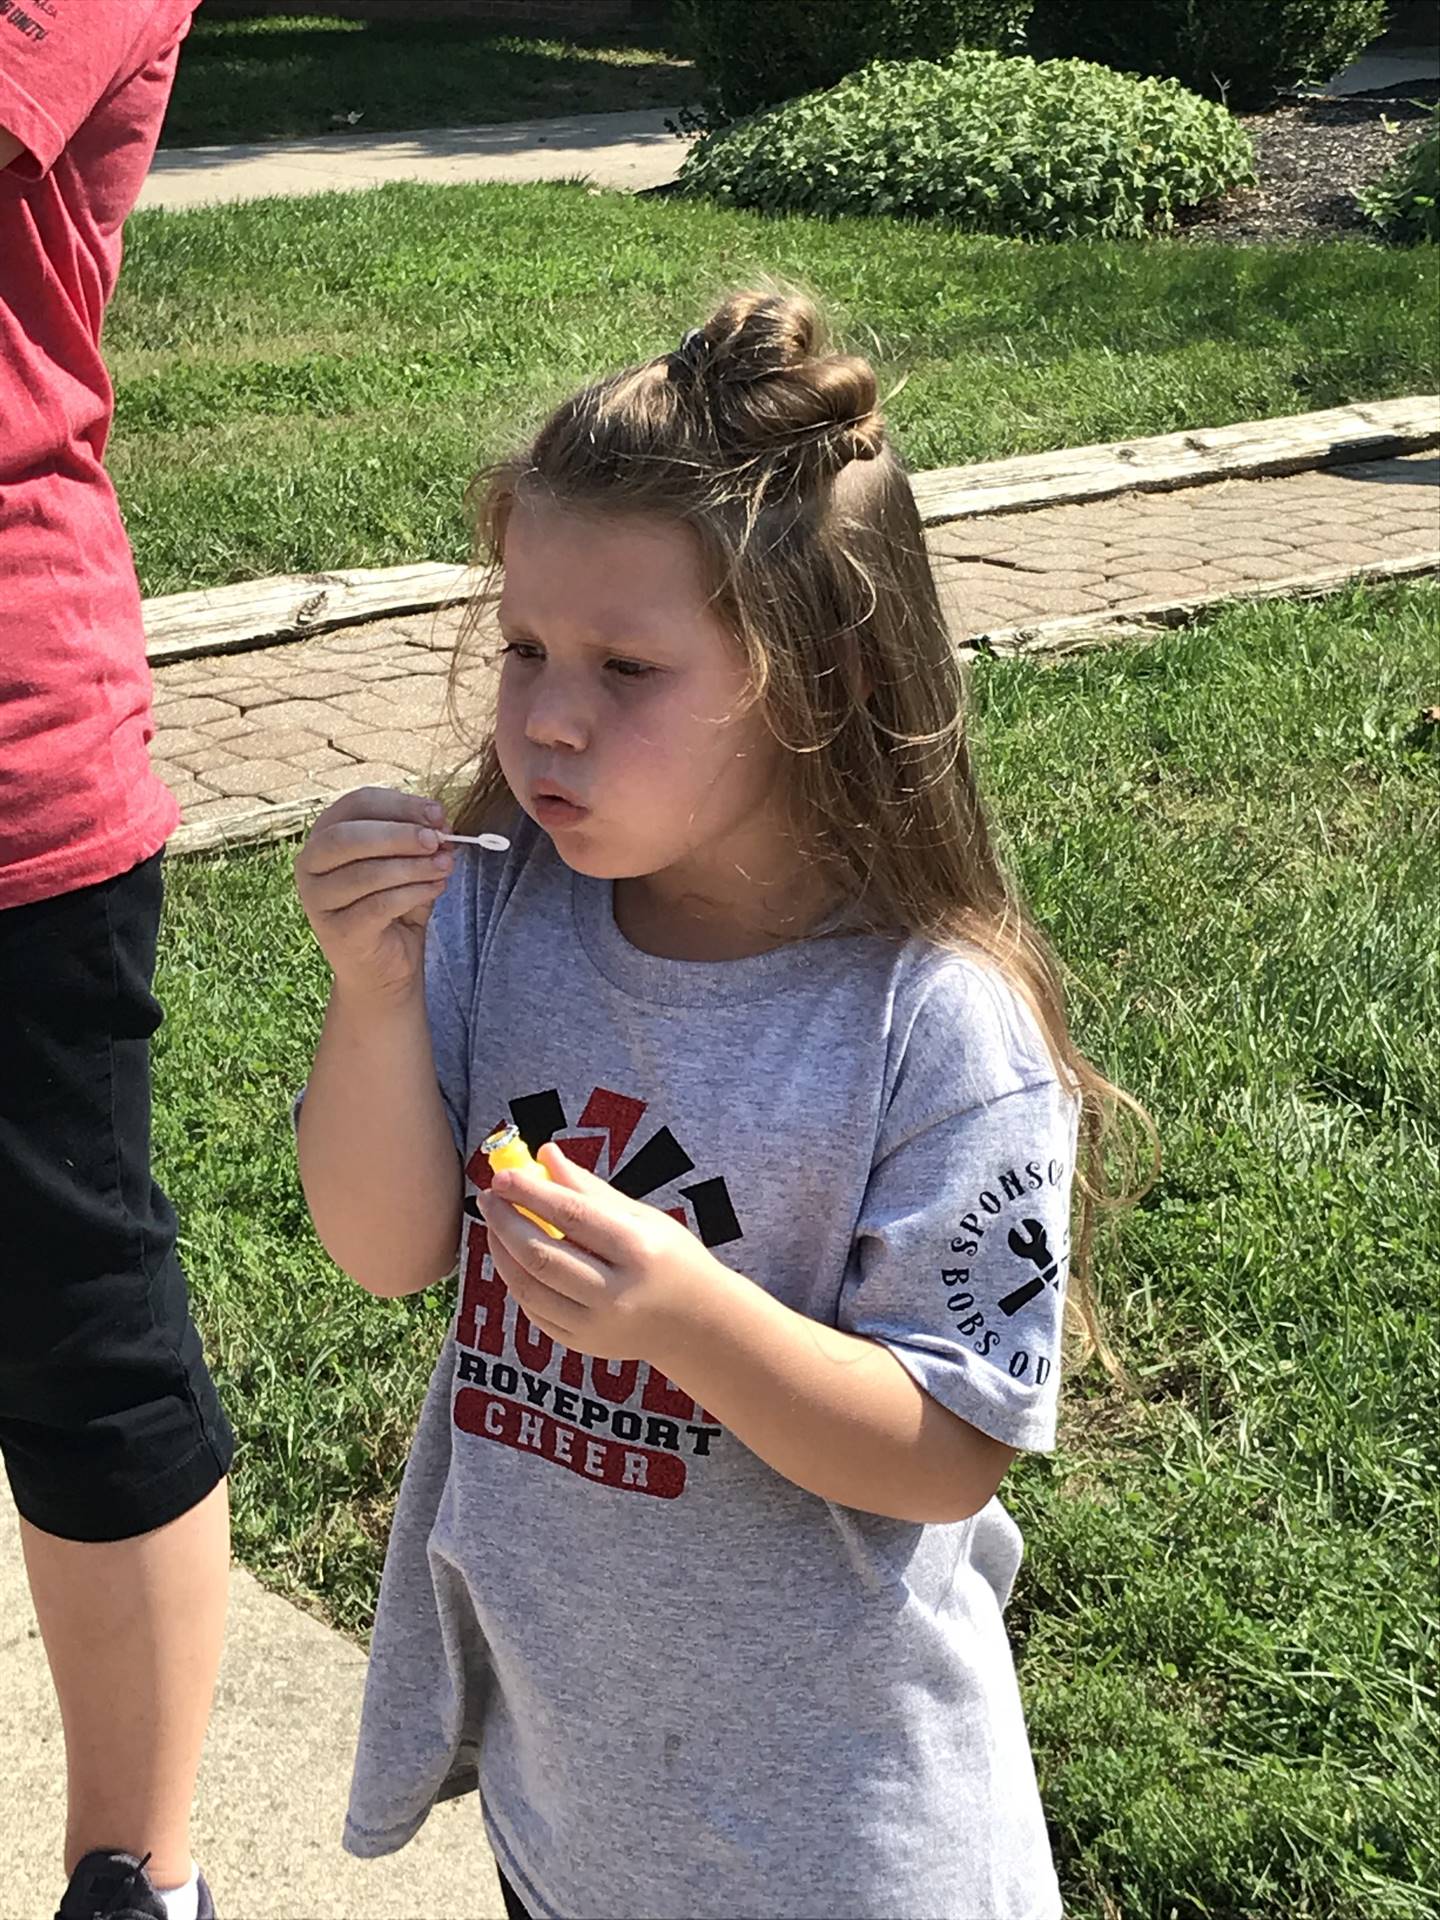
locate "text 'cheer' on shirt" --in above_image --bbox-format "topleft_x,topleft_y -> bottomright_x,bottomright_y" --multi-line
342,819 -> 1077,1920
0,0 -> 193,908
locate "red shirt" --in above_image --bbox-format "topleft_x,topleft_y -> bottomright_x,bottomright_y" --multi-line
0,0 -> 195,909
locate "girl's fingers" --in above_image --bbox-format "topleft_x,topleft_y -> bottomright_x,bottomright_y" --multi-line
317,786 -> 442,832
538,1142 -> 638,1215
307,852 -> 452,914
304,816 -> 447,876
333,879 -> 449,933
487,1242 -> 584,1341
483,1196 -> 609,1305
489,1166 -> 630,1264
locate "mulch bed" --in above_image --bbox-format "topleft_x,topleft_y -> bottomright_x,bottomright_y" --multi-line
1177,78 -> 1439,245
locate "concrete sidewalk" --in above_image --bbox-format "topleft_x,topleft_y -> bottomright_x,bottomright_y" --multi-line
139,108 -> 684,213
1,1481 -> 505,1920
1309,45 -> 1438,95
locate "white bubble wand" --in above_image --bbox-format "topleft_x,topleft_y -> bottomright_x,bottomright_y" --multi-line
435,831 -> 510,851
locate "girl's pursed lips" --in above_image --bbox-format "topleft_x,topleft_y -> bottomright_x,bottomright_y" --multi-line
534,778 -> 588,809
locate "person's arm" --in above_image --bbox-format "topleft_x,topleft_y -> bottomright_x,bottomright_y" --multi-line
658,1267 -> 1017,1522
296,981 -> 463,1299
0,5 -> 193,181
479,1149 -> 1021,1525
480,970 -> 1075,1522
0,126 -> 24,170
294,787 -> 465,1298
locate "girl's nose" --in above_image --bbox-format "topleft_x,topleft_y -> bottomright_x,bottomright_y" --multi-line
524,687 -> 588,753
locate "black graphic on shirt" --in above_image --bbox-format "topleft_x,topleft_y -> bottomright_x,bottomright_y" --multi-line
478,1086 -> 743,1249
452,1084 -> 739,1498
998,1219 -> 1059,1316
0,1 -> 49,44
938,1154 -> 1070,1387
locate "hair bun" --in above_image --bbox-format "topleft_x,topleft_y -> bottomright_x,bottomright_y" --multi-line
685,290 -> 884,478
844,416 -> 885,463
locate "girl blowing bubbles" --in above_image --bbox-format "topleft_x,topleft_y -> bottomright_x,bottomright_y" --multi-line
295,291 -> 1155,1920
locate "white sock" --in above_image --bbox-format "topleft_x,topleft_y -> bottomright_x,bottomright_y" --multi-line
155,1864 -> 200,1920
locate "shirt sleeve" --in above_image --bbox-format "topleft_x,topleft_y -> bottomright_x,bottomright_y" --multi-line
837,960 -> 1082,1453
0,1 -> 189,177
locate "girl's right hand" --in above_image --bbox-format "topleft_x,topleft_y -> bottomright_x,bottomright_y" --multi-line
295,787 -> 454,1005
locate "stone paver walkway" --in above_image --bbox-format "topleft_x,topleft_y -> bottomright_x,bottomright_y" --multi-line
152,450 -> 1440,836
139,108 -> 684,213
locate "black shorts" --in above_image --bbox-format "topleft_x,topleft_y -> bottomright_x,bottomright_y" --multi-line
0,852 -> 233,1542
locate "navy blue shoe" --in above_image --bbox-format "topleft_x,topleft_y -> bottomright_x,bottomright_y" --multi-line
56,1851 -> 215,1920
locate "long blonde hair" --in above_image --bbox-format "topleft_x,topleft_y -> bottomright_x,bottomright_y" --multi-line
448,289 -> 1159,1369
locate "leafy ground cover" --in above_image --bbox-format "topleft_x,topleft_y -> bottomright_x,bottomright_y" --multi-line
108,180 -> 1438,597
160,12 -> 690,146
674,51 -> 1258,238
153,581 -> 1438,1918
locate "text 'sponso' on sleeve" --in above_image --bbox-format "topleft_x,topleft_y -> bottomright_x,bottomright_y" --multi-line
839,960 -> 1082,1453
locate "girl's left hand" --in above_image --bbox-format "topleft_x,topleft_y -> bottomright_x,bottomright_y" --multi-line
478,1144 -> 730,1365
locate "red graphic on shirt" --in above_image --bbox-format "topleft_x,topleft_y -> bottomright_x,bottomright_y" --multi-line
452,1085 -> 740,1497
453,1387 -> 689,1498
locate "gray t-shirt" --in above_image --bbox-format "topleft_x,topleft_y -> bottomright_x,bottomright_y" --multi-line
342,818 -> 1077,1920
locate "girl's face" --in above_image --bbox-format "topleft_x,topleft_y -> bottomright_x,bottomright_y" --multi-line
493,500 -> 797,929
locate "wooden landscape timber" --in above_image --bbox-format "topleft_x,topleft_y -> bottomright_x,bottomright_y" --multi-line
170,794 -> 335,859
909,396 -> 1440,524
957,549 -> 1440,662
144,562 -> 482,665
144,399 -> 1440,666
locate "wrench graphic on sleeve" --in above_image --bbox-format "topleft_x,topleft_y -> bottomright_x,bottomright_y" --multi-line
998,1218 -> 1060,1316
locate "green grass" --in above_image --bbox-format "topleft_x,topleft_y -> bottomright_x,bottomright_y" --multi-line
161,14 -> 690,146
153,581 -> 1440,1919
108,182 -> 1440,596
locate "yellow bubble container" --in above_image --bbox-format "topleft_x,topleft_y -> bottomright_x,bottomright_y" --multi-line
482,1122 -> 565,1240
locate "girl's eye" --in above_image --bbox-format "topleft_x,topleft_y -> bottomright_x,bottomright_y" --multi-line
496,641 -> 654,680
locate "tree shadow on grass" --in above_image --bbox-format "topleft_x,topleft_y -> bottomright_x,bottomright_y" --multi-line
162,16 -> 693,146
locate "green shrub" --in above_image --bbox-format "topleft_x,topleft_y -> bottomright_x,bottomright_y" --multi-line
1026,0 -> 1387,108
1358,104 -> 1440,243
676,50 -> 1257,242
678,0 -> 1031,125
